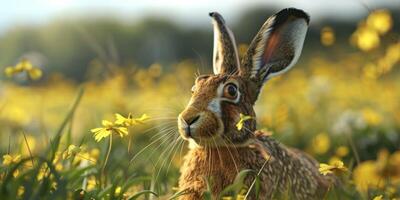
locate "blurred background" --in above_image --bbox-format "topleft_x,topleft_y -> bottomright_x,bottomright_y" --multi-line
0,0 -> 399,81
0,0 -> 400,198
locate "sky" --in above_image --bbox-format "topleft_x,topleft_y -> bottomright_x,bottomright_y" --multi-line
0,0 -> 399,33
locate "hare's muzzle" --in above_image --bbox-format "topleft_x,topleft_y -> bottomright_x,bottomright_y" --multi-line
178,114 -> 200,139
177,110 -> 222,142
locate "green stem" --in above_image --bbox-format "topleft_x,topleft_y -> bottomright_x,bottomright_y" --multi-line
127,128 -> 132,154
101,134 -> 113,186
346,133 -> 360,165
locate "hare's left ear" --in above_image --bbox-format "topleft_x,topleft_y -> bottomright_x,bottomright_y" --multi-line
210,12 -> 240,75
240,8 -> 309,84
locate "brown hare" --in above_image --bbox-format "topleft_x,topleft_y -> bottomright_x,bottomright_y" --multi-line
177,8 -> 336,200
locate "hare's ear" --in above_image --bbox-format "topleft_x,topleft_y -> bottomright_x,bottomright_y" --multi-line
210,12 -> 240,75
240,8 -> 309,83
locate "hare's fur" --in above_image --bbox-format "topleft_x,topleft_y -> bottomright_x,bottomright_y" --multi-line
179,132 -> 335,199
177,8 -> 337,199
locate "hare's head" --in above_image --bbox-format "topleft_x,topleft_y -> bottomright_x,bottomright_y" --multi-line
178,8 -> 309,147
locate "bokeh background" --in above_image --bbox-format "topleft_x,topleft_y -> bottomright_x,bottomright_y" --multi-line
0,0 -> 400,199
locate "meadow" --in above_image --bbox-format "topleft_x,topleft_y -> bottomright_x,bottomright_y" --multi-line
0,9 -> 400,200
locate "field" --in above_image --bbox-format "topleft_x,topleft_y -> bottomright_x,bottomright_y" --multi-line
0,9 -> 400,200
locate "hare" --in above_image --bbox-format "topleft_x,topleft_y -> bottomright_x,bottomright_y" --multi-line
177,8 -> 336,200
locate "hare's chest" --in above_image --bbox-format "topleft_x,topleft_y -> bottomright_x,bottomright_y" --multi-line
178,148 -> 251,196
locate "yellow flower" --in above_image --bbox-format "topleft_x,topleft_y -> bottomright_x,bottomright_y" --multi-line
328,156 -> 341,165
55,163 -> 63,171
53,151 -> 62,164
91,120 -> 128,142
367,10 -> 392,34
28,68 -> 43,80
115,186 -> 122,195
373,195 -> 383,200
362,108 -> 382,126
17,186 -> 25,197
319,160 -> 347,176
15,59 -> 33,71
352,27 -> 380,51
90,148 -> 100,161
236,194 -> 245,200
335,146 -> 349,157
37,163 -> 50,181
353,150 -> 400,193
4,66 -> 16,77
320,26 -> 335,46
4,59 -> 42,80
236,113 -> 252,131
3,154 -> 21,166
115,113 -> 149,126
86,176 -> 97,191
62,144 -> 81,159
311,133 -> 330,155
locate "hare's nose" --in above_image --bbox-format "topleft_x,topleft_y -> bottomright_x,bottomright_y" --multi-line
179,114 -> 201,138
185,115 -> 200,126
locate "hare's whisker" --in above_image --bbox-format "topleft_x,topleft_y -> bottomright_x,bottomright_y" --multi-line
165,139 -> 184,175
211,138 -> 224,171
138,121 -> 176,136
179,138 -> 186,163
154,135 -> 180,181
129,129 -> 176,165
150,126 -> 177,140
220,139 -> 239,173
207,145 -> 213,176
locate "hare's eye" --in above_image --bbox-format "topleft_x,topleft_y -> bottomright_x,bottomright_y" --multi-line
223,83 -> 238,99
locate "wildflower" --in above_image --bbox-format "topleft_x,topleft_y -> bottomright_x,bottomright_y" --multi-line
311,133 -> 330,155
4,59 -> 43,80
115,186 -> 122,195
351,27 -> 380,51
319,160 -> 348,176
55,163 -> 63,171
17,186 -> 25,197
373,195 -> 383,200
236,113 -> 252,131
91,120 -> 128,142
328,156 -> 341,166
15,59 -> 33,71
86,176 -> 97,191
3,154 -> 21,166
4,67 -> 15,77
335,146 -> 349,157
62,145 -> 81,159
115,113 -> 149,126
53,151 -> 62,164
353,152 -> 387,192
90,148 -> 100,161
367,10 -> 392,34
27,68 -> 43,80
362,108 -> 382,126
37,163 -> 50,181
320,26 -> 335,46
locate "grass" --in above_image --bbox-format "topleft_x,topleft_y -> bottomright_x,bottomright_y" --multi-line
0,9 -> 400,200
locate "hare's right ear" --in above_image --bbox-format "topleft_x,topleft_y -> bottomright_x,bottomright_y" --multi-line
210,12 -> 240,75
240,8 -> 309,87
